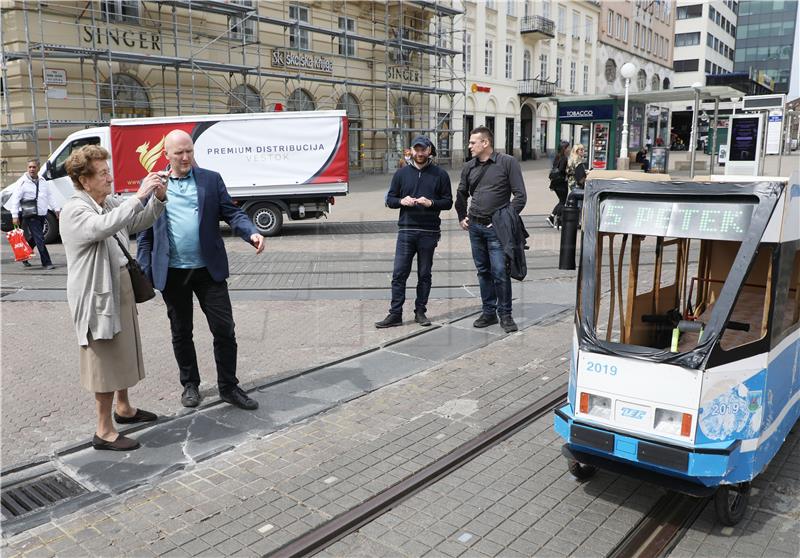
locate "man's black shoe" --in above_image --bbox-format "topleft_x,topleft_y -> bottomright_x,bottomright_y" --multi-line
375,313 -> 403,328
414,310 -> 431,326
220,387 -> 259,410
42,264 -> 55,270
22,260 -> 32,267
473,313 -> 498,328
500,315 -> 518,333
181,384 -> 201,408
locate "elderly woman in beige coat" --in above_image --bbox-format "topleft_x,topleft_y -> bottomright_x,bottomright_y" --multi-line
61,145 -> 167,451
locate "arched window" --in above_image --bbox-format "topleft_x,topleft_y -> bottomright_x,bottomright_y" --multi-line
523,50 -> 532,80
287,88 -> 316,111
337,93 -> 361,167
604,59 -> 617,83
99,74 -> 151,121
228,84 -> 262,113
651,74 -> 661,91
663,77 -> 670,90
637,69 -> 647,91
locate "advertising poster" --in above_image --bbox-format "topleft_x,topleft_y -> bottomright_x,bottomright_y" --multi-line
729,117 -> 760,162
649,146 -> 668,174
765,112 -> 782,155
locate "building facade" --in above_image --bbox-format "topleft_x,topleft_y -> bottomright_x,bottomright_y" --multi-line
457,0 -> 601,159
0,0 -> 465,182
673,0 -> 738,88
733,0 -> 798,94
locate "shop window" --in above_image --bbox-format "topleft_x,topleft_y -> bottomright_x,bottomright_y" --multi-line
99,74 -> 151,121
228,84 -> 261,113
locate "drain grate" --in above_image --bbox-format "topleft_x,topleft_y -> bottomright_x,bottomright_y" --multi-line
1,473 -> 87,521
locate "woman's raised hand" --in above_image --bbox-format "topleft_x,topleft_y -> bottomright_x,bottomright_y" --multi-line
136,173 -> 164,201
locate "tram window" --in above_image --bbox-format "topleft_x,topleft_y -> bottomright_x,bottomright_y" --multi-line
719,245 -> 773,351
776,250 -> 800,340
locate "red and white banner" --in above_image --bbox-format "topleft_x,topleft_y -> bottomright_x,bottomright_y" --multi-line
110,113 -> 348,193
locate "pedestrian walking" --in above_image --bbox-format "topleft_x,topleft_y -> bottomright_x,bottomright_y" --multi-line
375,136 -> 453,329
546,142 -> 570,228
137,129 -> 265,411
566,143 -> 588,190
455,126 -> 527,333
60,145 -> 167,451
7,159 -> 60,269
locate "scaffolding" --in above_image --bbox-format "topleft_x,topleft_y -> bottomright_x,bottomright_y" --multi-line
0,0 -> 467,183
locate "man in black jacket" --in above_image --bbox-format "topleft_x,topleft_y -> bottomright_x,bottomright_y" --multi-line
455,126 -> 527,333
375,136 -> 453,328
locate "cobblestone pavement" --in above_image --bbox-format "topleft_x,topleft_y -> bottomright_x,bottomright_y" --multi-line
4,304 -> 796,557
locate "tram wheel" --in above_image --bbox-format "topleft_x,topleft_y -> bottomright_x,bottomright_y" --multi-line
567,459 -> 597,481
713,482 -> 750,526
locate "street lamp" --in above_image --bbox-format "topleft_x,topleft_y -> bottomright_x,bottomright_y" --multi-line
618,62 -> 637,169
689,82 -> 702,177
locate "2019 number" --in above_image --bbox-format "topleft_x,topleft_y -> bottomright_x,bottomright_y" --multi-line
585,361 -> 618,376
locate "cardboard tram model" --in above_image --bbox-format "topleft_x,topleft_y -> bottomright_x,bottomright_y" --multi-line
554,169 -> 800,526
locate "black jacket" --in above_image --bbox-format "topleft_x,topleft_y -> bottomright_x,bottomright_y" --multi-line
550,155 -> 568,191
491,205 -> 529,281
386,162 -> 453,231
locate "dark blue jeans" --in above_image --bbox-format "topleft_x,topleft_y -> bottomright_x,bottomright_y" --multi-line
161,267 -> 239,393
469,223 -> 511,317
390,229 -> 440,316
21,215 -> 52,267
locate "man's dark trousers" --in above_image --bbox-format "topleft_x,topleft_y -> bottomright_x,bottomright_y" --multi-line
390,229 -> 440,316
469,222 -> 511,317
21,215 -> 52,266
161,267 -> 238,392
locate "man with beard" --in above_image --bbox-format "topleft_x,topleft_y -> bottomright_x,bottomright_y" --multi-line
375,136 -> 452,328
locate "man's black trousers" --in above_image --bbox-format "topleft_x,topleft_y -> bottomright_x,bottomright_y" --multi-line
161,267 -> 239,393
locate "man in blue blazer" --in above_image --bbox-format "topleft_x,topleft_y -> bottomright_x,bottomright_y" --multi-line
137,129 -> 265,410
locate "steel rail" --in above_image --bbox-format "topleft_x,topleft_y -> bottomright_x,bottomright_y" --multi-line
268,383 -> 568,558
607,491 -> 710,558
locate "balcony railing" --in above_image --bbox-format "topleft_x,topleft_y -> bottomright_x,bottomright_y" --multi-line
518,78 -> 556,97
520,15 -> 555,39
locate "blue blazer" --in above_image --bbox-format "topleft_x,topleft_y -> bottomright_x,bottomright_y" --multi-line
137,167 -> 257,291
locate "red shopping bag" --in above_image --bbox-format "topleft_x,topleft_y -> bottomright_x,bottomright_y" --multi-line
6,227 -> 34,262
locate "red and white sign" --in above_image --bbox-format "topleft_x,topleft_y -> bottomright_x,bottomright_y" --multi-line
109,112 -> 349,194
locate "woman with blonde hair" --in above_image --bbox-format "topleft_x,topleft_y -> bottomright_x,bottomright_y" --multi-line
60,145 -> 167,451
566,143 -> 588,190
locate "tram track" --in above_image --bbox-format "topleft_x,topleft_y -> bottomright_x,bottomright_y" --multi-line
608,490 -> 710,558
268,383 -> 569,558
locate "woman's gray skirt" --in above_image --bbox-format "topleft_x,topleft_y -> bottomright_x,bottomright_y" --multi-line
79,269 -> 145,393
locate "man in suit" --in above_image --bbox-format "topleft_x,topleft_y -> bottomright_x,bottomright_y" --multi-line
137,129 -> 265,410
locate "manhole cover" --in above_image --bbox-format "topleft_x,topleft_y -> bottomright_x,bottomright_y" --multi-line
1,472 -> 87,521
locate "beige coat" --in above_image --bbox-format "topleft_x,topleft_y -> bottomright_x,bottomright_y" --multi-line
60,191 -> 166,346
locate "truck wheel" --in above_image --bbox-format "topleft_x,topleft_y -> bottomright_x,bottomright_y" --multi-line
43,212 -> 59,244
713,482 -> 750,526
567,459 -> 597,481
249,203 -> 283,237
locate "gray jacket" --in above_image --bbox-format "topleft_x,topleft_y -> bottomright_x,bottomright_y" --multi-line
60,191 -> 166,346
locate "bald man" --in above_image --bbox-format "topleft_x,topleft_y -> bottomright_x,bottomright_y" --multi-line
137,129 -> 265,411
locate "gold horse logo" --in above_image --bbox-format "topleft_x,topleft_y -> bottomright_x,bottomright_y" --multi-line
136,136 -> 166,172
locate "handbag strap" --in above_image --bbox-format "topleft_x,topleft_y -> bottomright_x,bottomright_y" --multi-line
467,161 -> 491,198
113,234 -> 136,265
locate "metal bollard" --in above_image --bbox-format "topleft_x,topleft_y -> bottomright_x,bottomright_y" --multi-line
558,189 -> 583,270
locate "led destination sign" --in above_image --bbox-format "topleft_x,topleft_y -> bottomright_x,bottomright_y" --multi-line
599,198 -> 755,241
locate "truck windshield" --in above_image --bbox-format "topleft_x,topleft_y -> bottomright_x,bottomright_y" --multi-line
582,196 -> 770,354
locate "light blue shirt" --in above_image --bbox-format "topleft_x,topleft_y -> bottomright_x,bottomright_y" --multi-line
165,170 -> 205,269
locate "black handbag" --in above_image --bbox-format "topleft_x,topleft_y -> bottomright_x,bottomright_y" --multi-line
113,234 -> 156,303
548,166 -> 562,181
19,182 -> 39,218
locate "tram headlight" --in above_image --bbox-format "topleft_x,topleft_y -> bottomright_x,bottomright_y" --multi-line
654,408 -> 693,437
579,392 -> 612,419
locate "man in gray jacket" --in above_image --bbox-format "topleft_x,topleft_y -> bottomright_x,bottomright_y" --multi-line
455,126 -> 527,333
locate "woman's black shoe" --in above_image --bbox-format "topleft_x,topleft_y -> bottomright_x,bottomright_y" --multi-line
92,434 -> 141,451
113,408 -> 158,424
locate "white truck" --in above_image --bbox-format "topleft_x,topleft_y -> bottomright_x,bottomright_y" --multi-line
2,110 -> 349,240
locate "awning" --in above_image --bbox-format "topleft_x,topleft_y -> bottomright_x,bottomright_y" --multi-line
544,85 -> 747,105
